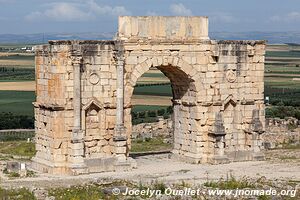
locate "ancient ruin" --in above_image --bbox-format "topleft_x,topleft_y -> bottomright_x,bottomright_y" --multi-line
32,16 -> 266,175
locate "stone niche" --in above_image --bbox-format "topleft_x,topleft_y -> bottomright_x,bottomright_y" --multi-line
32,16 -> 266,175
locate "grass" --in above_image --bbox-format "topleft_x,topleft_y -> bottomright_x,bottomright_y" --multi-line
279,156 -> 298,160
0,131 -> 35,141
141,72 -> 166,78
49,181 -> 134,200
132,105 -> 168,113
204,175 -> 255,189
49,185 -> 107,200
0,54 -> 35,61
133,84 -> 172,96
130,137 -> 172,153
0,187 -> 35,200
265,76 -> 300,89
0,141 -> 36,158
0,67 -> 35,81
266,51 -> 300,57
281,143 -> 300,150
0,91 -> 35,116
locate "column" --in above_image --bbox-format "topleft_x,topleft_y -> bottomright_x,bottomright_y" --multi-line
69,49 -> 86,173
73,58 -> 81,132
116,56 -> 125,133
114,41 -> 126,139
114,41 -> 127,160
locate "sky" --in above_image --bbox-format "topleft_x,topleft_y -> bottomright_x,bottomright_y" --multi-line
0,0 -> 300,34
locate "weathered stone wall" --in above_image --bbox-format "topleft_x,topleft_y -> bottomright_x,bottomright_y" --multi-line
123,39 -> 265,163
132,118 -> 173,139
263,117 -> 300,148
132,117 -> 300,150
32,16 -> 266,175
33,41 -> 123,174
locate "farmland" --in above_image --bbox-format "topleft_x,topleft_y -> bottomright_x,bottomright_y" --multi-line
0,91 -> 35,116
0,44 -> 300,128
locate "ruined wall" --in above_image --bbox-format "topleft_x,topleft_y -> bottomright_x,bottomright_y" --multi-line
33,41 -> 121,174
32,16 -> 266,175
123,39 -> 265,163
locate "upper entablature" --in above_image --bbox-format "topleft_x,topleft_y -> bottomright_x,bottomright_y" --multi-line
117,16 -> 209,41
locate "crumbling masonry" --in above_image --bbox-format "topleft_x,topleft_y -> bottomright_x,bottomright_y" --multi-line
32,16 -> 266,175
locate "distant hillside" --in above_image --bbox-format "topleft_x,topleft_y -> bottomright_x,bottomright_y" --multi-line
0,32 -> 115,44
0,32 -> 300,44
211,32 -> 300,44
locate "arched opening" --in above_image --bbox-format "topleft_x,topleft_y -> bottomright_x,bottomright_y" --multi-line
124,58 -> 201,162
130,66 -> 173,153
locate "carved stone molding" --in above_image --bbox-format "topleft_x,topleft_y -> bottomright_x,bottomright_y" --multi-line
226,70 -> 237,83
89,73 -> 100,85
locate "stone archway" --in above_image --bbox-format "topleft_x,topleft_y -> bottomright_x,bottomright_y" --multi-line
32,16 -> 266,175
124,56 -> 205,163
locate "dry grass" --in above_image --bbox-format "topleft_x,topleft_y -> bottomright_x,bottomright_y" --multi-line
0,81 -> 35,91
0,60 -> 34,67
0,53 -> 34,68
266,44 -> 290,51
132,95 -> 172,106
0,52 -> 34,56
138,77 -> 169,84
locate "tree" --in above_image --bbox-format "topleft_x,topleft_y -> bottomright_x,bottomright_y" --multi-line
157,109 -> 165,116
148,110 -> 157,118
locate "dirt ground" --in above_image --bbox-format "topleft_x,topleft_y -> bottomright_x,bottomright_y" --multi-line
1,148 -> 299,189
0,81 -> 35,91
132,95 -> 172,106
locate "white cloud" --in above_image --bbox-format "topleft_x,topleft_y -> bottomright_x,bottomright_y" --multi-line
170,3 -> 192,16
25,1 -> 131,22
88,0 -> 131,16
25,2 -> 92,22
270,11 -> 300,22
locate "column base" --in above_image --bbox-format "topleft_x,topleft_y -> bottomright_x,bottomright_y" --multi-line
31,155 -> 137,175
252,152 -> 265,161
208,155 -> 230,164
30,157 -> 71,175
225,150 -> 265,162
171,151 -> 204,164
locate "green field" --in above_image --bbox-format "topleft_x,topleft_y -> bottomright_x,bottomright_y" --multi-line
0,67 -> 34,81
266,50 -> 300,57
134,84 -> 172,96
132,105 -> 168,113
131,137 -> 172,152
0,91 -> 35,116
141,72 -> 166,78
0,54 -> 35,61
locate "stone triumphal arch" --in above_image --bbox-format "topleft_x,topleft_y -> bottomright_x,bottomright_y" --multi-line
32,16 -> 266,175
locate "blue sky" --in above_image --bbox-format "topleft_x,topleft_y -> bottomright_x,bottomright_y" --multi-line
0,0 -> 300,34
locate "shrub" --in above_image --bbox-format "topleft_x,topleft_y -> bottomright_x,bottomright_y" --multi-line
0,112 -> 34,130
157,109 -> 166,116
147,111 -> 157,118
166,106 -> 173,114
131,111 -> 138,119
163,114 -> 170,119
138,111 -> 146,118
266,106 -> 300,120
